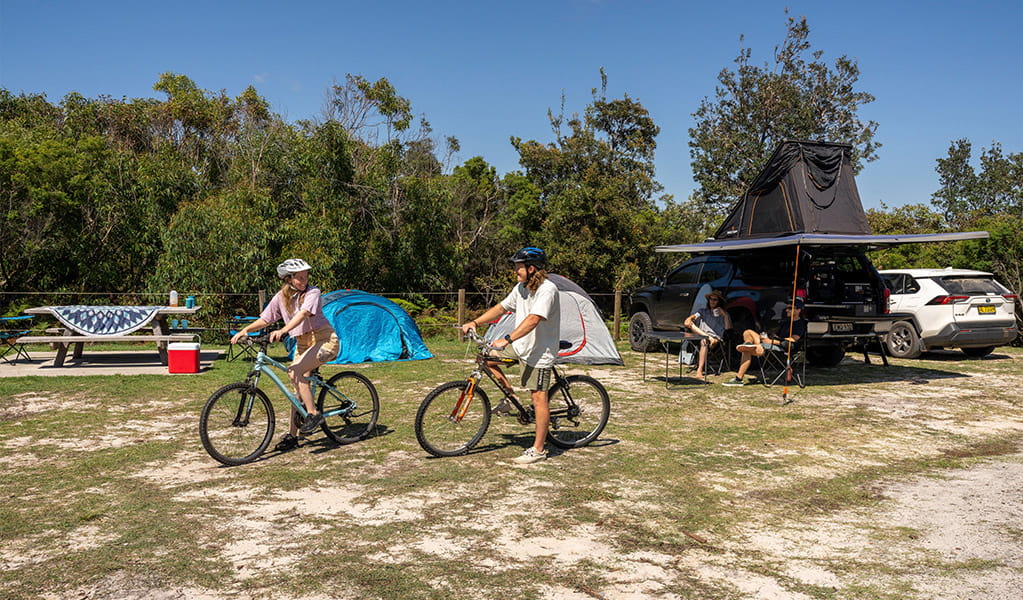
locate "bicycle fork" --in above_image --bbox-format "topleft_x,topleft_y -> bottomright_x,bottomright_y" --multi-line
450,373 -> 481,423
232,372 -> 262,427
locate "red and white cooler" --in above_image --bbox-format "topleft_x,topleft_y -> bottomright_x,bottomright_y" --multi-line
168,342 -> 200,373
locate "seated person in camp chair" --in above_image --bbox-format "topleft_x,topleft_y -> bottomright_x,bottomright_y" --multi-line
683,289 -> 732,379
723,298 -> 807,386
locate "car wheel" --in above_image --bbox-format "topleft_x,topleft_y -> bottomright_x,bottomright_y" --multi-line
806,344 -> 845,367
886,321 -> 922,359
628,312 -> 659,352
961,346 -> 995,358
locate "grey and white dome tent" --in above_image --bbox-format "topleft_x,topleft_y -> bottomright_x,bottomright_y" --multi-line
484,274 -> 624,366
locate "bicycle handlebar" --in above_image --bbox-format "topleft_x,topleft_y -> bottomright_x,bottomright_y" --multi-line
461,327 -> 500,352
242,332 -> 273,347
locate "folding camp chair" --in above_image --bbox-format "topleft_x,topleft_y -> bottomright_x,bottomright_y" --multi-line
757,339 -> 806,388
226,316 -> 263,361
0,316 -> 34,364
679,335 -> 730,379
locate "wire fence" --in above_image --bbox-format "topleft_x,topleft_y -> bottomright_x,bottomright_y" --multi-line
1,289 -> 628,341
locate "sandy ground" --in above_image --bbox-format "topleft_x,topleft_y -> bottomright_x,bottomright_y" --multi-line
2,351 -> 1022,599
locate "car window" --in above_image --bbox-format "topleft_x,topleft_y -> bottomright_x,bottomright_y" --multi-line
829,255 -> 871,279
939,276 -> 1007,295
666,262 -> 702,285
904,276 -> 920,294
882,274 -> 903,293
699,259 -> 732,284
733,254 -> 792,285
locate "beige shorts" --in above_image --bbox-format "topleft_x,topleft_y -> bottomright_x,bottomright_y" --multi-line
490,345 -> 553,392
293,326 -> 340,364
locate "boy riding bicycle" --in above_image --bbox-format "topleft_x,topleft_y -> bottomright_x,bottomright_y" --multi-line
461,247 -> 560,464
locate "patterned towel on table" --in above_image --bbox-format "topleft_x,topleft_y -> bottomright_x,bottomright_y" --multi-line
49,306 -> 164,337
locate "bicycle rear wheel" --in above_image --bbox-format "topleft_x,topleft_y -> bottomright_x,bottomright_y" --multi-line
414,381 -> 491,457
199,382 -> 275,466
546,375 -> 610,449
317,371 -> 380,444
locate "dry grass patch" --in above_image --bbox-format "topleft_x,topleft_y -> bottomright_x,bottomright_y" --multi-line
1,341 -> 1022,599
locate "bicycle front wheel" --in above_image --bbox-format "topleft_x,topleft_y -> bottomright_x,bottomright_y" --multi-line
317,371 -> 380,444
546,375 -> 610,449
414,381 -> 491,457
199,382 -> 275,466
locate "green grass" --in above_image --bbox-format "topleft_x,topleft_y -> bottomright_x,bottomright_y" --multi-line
1,339 -> 1021,599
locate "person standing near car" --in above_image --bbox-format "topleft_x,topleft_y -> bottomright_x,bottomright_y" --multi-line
683,289 -> 732,379
461,247 -> 560,464
230,259 -> 340,451
724,298 -> 807,386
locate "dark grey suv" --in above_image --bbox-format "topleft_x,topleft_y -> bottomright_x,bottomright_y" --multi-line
628,245 -> 893,367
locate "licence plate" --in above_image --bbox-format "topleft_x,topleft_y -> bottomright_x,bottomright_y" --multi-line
978,305 -> 996,314
832,322 -> 854,333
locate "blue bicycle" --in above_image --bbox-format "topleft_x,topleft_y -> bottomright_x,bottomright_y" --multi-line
199,333 -> 380,466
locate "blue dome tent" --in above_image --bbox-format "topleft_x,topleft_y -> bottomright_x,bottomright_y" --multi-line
286,290 -> 433,364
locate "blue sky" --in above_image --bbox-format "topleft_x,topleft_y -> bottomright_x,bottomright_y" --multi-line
2,0 -> 1021,210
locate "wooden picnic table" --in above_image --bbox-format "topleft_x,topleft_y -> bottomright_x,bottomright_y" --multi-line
19,305 -> 202,367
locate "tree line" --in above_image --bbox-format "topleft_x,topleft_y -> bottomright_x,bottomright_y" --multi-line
2,15 -> 1020,319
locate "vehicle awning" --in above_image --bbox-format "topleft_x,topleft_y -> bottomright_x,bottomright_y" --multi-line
655,232 -> 990,254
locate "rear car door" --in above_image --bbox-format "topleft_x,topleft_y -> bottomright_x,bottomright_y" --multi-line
884,273 -> 922,314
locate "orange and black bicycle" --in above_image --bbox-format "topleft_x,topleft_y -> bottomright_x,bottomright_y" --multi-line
414,330 -> 610,457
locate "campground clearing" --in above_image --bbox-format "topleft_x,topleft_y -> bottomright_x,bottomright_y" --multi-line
1,339 -> 1021,599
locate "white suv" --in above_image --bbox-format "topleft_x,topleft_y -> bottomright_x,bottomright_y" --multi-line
880,268 -> 1018,358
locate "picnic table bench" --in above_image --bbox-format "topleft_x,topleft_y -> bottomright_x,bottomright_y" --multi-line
19,305 -> 202,367
16,334 -> 199,366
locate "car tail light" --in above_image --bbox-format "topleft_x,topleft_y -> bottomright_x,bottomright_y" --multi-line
883,287 -> 890,314
926,295 -> 970,305
1004,294 -> 1019,302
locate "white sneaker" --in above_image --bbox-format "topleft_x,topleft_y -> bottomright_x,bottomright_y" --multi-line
513,447 -> 548,464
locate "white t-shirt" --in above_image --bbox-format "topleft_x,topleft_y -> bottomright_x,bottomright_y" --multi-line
500,278 -> 560,368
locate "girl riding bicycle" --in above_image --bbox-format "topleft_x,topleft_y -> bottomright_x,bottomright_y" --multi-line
230,258 -> 340,450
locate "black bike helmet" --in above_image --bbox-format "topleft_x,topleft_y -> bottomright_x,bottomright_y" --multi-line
509,246 -> 547,267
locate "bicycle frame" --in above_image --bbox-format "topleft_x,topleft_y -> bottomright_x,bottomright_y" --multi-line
456,333 -> 574,426
414,329 -> 609,458
244,345 -> 354,421
201,334 -> 382,466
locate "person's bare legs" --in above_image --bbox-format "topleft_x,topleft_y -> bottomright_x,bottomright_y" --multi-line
289,344 -> 325,423
485,357 -> 523,410
734,330 -> 765,380
530,389 -> 549,453
695,338 -> 712,378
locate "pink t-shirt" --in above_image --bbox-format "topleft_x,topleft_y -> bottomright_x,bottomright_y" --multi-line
260,286 -> 332,337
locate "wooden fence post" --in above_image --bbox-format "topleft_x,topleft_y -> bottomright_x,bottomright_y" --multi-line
613,289 -> 622,341
257,289 -> 266,312
456,289 -> 466,340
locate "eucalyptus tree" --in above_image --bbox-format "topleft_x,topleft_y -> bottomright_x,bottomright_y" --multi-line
932,139 -> 1023,229
512,70 -> 664,292
689,13 -> 880,213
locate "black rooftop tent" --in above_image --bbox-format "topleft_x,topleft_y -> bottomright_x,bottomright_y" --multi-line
715,140 -> 871,239
655,138 -> 989,253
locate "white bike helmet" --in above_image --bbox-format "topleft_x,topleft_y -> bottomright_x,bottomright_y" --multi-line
277,258 -> 312,279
